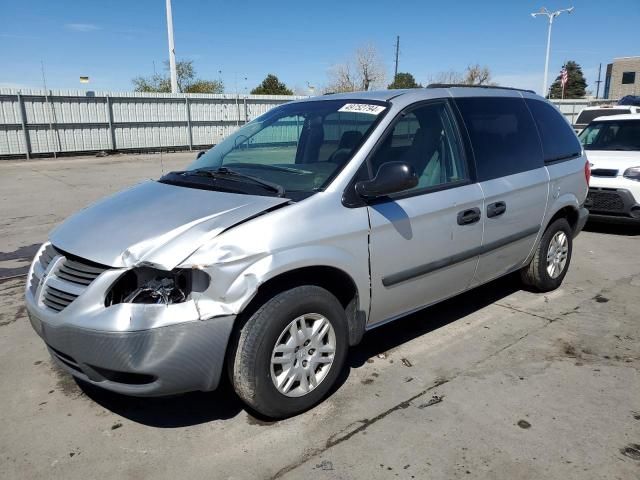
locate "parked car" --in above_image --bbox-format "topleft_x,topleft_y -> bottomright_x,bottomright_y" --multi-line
580,113 -> 640,223
573,105 -> 640,133
26,86 -> 589,418
618,95 -> 640,107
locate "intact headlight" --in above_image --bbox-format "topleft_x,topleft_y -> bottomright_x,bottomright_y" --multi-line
105,267 -> 210,306
623,166 -> 640,181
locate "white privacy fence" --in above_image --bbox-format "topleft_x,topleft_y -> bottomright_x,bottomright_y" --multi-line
0,88 -> 618,159
549,98 -> 615,125
0,89 -> 305,159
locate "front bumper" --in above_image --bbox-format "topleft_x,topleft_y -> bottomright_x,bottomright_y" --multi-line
27,293 -> 236,396
585,187 -> 640,223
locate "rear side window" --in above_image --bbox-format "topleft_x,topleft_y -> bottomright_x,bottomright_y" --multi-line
455,97 -> 543,181
526,99 -> 581,162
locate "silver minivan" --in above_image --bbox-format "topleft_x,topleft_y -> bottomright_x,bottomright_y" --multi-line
26,86 -> 589,418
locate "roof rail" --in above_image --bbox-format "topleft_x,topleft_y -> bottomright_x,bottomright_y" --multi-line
426,84 -> 536,94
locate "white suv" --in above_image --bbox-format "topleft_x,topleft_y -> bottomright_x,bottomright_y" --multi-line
580,114 -> 640,223
574,105 -> 640,133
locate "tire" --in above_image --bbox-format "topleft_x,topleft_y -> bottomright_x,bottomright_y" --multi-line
520,218 -> 573,292
229,285 -> 349,419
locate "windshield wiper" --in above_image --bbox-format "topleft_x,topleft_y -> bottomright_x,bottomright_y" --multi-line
230,163 -> 310,175
216,167 -> 286,196
185,168 -> 285,197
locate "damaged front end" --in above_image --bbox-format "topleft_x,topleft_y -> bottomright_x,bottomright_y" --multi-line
105,267 -> 211,307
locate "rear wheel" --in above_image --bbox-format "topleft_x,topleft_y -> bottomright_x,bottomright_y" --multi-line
229,285 -> 348,419
520,218 -> 573,292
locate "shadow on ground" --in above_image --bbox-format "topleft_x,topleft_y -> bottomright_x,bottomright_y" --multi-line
78,274 -> 521,428
79,380 -> 244,428
584,219 -> 640,236
347,274 -> 520,368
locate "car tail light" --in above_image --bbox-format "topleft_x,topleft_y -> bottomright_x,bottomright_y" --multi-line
585,160 -> 591,186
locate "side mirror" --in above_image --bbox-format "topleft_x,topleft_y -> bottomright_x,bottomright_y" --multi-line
355,162 -> 418,199
196,150 -> 206,159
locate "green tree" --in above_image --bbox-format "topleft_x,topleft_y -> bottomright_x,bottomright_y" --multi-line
132,60 -> 223,94
548,60 -> 587,99
251,74 -> 293,95
388,72 -> 422,89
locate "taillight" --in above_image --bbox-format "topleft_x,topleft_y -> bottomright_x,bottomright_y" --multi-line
584,160 -> 591,186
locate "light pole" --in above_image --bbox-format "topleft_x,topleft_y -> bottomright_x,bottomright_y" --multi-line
531,6 -> 574,97
165,0 -> 178,93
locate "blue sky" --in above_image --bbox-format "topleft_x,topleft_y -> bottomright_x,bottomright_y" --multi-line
0,0 -> 638,95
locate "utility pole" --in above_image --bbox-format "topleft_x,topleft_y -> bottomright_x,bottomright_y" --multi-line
531,7 -> 574,97
166,0 -> 178,93
394,35 -> 400,80
595,63 -> 602,99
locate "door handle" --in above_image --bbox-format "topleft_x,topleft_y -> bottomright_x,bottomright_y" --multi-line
457,207 -> 481,225
487,201 -> 506,218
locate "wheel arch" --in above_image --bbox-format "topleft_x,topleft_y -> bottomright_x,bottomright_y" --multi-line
546,205 -> 580,233
235,264 -> 367,347
544,194 -> 581,234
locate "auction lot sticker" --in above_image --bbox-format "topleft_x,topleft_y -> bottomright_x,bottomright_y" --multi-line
338,103 -> 386,115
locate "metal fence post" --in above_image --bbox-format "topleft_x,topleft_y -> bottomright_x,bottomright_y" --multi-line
16,92 -> 31,159
235,93 -> 240,127
185,96 -> 193,150
105,95 -> 116,151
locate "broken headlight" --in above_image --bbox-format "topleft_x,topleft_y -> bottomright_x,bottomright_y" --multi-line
105,267 -> 210,306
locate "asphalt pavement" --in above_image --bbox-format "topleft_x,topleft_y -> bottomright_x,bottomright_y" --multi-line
0,152 -> 639,479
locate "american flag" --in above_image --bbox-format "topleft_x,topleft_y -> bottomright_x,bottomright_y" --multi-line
561,66 -> 568,87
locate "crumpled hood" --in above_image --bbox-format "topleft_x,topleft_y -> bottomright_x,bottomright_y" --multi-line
586,150 -> 640,173
50,180 -> 289,269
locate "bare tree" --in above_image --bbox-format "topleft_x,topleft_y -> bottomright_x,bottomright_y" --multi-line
325,43 -> 387,93
463,64 -> 494,86
356,44 -> 386,90
428,70 -> 464,85
428,64 -> 497,86
326,63 -> 357,93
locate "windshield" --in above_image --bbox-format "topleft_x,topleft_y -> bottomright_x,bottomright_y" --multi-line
183,99 -> 388,198
579,120 -> 640,151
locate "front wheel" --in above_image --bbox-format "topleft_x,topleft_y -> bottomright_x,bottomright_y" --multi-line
520,218 -> 573,292
229,285 -> 348,419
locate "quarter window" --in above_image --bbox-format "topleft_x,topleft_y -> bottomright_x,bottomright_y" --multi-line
369,102 -> 468,193
526,99 -> 581,162
455,97 -> 543,181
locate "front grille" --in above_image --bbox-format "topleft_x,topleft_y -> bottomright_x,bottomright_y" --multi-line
30,244 -> 109,313
43,285 -> 80,312
29,244 -> 56,296
591,168 -> 618,177
55,257 -> 106,286
587,190 -> 625,212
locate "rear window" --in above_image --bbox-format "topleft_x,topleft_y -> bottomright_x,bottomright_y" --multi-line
526,99 -> 582,162
455,97 -> 543,181
575,108 -> 629,125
